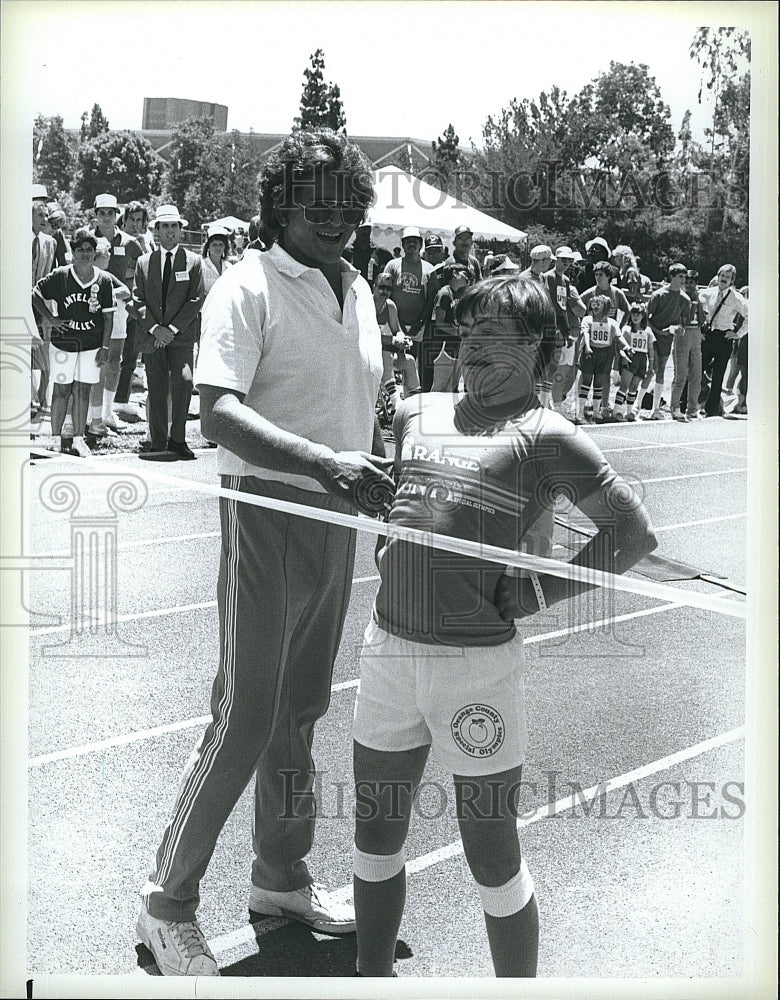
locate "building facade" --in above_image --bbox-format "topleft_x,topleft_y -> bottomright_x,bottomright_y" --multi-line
142,98 -> 228,131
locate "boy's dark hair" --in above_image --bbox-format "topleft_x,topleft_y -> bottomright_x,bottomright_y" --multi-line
668,263 -> 687,278
123,201 -> 148,226
441,262 -> 469,286
258,129 -> 374,247
593,261 -> 613,277
71,227 -> 97,250
589,294 -> 611,314
454,275 -> 557,373
628,301 -> 648,327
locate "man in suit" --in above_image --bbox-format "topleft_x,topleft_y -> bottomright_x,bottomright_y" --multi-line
31,194 -> 58,420
132,205 -> 203,459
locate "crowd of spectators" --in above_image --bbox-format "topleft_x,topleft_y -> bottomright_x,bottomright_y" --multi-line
29,183 -> 750,459
352,228 -> 749,426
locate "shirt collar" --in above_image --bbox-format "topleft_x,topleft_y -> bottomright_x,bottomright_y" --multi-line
268,241 -> 359,282
160,244 -> 180,258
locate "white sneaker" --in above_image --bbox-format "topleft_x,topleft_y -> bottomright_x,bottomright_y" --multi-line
136,907 -> 220,976
672,409 -> 688,422
70,436 -> 92,457
649,408 -> 666,420
249,882 -> 356,935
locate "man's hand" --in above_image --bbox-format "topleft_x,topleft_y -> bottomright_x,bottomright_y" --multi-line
154,325 -> 176,348
317,451 -> 396,516
495,573 -> 540,622
95,346 -> 109,368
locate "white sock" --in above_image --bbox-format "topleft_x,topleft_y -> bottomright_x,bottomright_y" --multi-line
102,388 -> 117,422
653,383 -> 663,410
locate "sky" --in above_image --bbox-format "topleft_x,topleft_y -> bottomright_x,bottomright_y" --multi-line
3,0 -> 757,149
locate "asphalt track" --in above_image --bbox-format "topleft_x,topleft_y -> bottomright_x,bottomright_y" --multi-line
24,416 -> 750,990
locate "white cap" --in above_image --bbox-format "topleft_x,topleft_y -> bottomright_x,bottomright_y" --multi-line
401,226 -> 422,241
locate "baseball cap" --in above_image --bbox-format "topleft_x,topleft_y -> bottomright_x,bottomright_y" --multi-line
453,225 -> 473,239
401,226 -> 422,241
530,244 -> 553,259
555,246 -> 576,259
94,193 -> 120,212
492,257 -> 519,273
424,233 -> 444,248
32,184 -> 49,201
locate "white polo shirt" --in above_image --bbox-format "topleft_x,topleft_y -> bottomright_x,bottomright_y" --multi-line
699,285 -> 748,333
195,243 -> 383,491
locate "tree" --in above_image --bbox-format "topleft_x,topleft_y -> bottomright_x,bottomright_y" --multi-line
163,118 -> 226,229
568,62 -> 675,170
33,114 -> 76,196
426,123 -> 463,192
293,49 -> 346,132
74,130 -> 163,206
80,102 -> 110,142
689,28 -> 750,241
220,129 -> 264,221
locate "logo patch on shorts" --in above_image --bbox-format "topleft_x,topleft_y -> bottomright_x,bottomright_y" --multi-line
451,704 -> 505,758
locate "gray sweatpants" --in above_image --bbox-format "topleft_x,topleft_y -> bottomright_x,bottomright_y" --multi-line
146,475 -> 356,922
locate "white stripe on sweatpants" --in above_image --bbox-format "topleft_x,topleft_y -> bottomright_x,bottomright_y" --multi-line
153,475 -> 242,888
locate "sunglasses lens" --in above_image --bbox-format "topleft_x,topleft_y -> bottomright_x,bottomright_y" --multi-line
303,203 -> 364,226
341,207 -> 365,226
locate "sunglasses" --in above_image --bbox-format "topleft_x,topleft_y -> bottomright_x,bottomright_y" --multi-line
376,286 -> 392,293
301,202 -> 365,226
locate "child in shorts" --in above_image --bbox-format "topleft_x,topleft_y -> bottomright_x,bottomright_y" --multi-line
613,302 -> 656,421
87,236 -> 132,437
32,228 -> 115,455
351,275 -> 657,977
575,294 -> 630,423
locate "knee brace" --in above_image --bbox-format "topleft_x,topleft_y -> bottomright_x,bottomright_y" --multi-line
353,846 -> 406,882
476,856 -> 535,917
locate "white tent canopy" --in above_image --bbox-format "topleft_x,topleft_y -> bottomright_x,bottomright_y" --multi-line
203,215 -> 249,233
364,165 -> 526,251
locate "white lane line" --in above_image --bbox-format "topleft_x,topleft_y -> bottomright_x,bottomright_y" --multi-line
640,467 -> 746,485
27,601 -> 683,767
599,435 -> 746,454
29,576 -> 382,637
207,725 -> 745,959
32,600 -> 219,636
654,512 -> 746,533
31,531 -> 221,558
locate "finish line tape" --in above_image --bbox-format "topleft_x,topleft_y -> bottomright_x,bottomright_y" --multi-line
30,449 -> 747,620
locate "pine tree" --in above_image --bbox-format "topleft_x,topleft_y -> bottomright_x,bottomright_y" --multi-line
33,114 -> 76,196
293,49 -> 346,132
80,103 -> 110,141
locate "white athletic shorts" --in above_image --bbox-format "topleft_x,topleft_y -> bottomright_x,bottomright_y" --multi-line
110,301 -> 127,340
353,618 -> 527,777
48,345 -> 102,385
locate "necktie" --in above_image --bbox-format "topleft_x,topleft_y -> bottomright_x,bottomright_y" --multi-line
162,251 -> 172,313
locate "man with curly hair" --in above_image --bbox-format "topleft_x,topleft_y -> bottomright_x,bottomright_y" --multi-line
136,129 -> 393,977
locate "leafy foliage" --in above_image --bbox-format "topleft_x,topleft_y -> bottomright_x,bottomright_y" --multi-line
80,103 -> 110,141
293,49 -> 346,133
33,114 -> 76,196
74,130 -> 163,206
